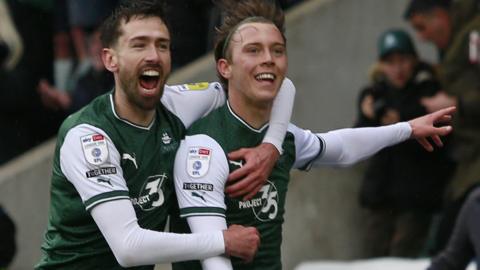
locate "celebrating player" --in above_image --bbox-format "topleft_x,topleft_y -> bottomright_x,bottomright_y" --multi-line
172,0 -> 455,269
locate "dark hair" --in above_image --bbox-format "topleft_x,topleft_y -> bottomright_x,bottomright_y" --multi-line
404,0 -> 451,19
213,0 -> 285,86
100,0 -> 169,48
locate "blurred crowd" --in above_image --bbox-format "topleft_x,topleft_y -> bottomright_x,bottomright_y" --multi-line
355,0 -> 480,268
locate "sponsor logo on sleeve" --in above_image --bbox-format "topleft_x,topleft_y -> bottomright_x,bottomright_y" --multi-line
85,167 -> 117,178
179,82 -> 210,91
183,182 -> 214,191
187,147 -> 211,178
81,133 -> 109,165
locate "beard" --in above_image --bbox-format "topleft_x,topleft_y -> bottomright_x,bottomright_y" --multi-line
118,64 -> 168,111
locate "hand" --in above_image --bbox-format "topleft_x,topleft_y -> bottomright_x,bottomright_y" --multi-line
380,109 -> 400,125
223,224 -> 260,263
226,143 -> 280,201
37,79 -> 71,110
421,91 -> 457,113
408,106 -> 455,152
360,95 -> 375,119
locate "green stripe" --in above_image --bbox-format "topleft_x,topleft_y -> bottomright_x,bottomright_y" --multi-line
85,190 -> 130,211
180,207 -> 226,217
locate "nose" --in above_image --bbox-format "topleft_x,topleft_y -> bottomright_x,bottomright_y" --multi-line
145,45 -> 160,62
261,49 -> 274,65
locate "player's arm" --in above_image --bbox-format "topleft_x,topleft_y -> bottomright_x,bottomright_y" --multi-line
60,125 -> 254,267
290,107 -> 455,169
174,135 -> 259,269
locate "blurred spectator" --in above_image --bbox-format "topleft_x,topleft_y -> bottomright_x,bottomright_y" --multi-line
355,29 -> 454,258
0,0 -> 59,165
404,0 -> 480,254
51,0 -> 118,91
38,29 -> 114,114
0,206 -> 16,269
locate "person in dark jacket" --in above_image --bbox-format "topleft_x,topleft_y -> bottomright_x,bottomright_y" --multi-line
355,29 -> 455,258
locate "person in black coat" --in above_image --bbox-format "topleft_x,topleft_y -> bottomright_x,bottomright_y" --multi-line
355,29 -> 455,258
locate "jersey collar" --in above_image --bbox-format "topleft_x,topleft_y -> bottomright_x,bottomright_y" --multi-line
109,93 -> 156,130
227,101 -> 269,133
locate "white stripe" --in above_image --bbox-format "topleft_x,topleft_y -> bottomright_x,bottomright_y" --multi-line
227,101 -> 268,133
109,94 -> 155,130
180,213 -> 226,218
85,195 -> 130,211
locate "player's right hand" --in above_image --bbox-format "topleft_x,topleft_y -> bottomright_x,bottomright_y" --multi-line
223,224 -> 260,263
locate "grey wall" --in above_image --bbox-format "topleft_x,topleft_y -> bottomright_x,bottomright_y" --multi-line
0,0 -> 436,269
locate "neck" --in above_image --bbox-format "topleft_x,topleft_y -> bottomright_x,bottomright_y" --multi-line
113,86 -> 155,127
228,88 -> 272,129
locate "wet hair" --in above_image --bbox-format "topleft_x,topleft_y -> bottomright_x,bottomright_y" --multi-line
100,0 -> 169,48
404,0 -> 451,19
213,0 -> 286,86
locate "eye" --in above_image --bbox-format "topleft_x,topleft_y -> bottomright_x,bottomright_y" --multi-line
157,41 -> 170,51
131,42 -> 145,49
273,47 -> 285,56
246,46 -> 260,54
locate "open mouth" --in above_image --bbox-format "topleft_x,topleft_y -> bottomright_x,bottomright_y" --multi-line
255,72 -> 276,83
139,69 -> 160,90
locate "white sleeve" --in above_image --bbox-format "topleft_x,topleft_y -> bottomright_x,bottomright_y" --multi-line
161,83 -> 226,128
91,199 -> 225,267
313,122 -> 412,167
262,78 -> 296,154
174,134 -> 229,218
287,124 -> 324,170
188,216 -> 233,270
60,124 -> 129,210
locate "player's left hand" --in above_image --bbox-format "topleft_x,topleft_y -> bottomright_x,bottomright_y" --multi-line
226,143 -> 280,201
408,106 -> 455,152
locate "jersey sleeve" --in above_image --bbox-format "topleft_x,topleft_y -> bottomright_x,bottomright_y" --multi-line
174,134 -> 229,218
161,83 -> 226,128
60,124 -> 129,211
287,124 -> 325,170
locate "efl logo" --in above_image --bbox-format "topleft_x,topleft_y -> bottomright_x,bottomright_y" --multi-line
93,134 -> 104,141
199,148 -> 210,155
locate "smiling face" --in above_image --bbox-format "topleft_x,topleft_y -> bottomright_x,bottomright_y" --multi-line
218,22 -> 287,108
103,16 -> 171,112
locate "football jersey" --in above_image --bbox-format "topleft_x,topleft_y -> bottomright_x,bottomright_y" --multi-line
36,83 -> 226,270
172,102 -> 324,270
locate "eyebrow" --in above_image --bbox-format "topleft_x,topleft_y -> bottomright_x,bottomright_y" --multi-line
128,36 -> 170,44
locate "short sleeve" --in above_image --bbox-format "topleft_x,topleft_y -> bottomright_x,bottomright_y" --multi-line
174,134 -> 229,218
60,124 -> 129,211
161,83 -> 226,128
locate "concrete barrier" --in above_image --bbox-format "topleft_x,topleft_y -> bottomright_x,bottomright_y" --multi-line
0,0 -> 435,269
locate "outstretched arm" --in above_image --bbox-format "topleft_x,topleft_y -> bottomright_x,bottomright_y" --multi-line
311,107 -> 455,167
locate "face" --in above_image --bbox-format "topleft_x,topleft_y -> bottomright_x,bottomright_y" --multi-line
409,10 -> 451,49
380,53 -> 416,88
103,16 -> 171,111
218,22 -> 287,107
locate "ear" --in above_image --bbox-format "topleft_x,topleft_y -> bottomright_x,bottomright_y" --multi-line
102,48 -> 118,72
217,58 -> 232,79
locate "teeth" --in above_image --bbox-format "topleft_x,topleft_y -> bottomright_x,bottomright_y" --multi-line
255,73 -> 275,80
142,70 -> 159,76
